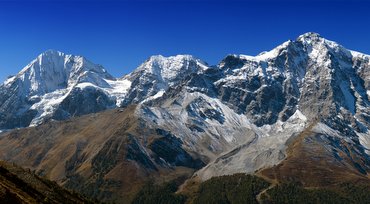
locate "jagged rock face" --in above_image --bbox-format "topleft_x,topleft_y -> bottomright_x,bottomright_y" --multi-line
54,87 -> 116,120
0,79 -> 37,129
137,32 -> 370,180
213,33 -> 368,127
120,55 -> 209,107
215,41 -> 306,126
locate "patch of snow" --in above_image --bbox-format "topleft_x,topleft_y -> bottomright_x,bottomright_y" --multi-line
75,82 -> 97,89
339,81 -> 356,114
312,123 -> 345,140
29,88 -> 72,126
308,44 -> 331,67
76,79 -> 132,106
137,55 -> 207,85
289,109 -> 307,122
151,90 -> 165,100
259,109 -> 307,138
357,131 -> 370,155
3,76 -> 16,87
239,40 -> 291,62
197,61 -> 211,71
104,79 -> 131,106
350,50 -> 370,59
141,90 -> 165,104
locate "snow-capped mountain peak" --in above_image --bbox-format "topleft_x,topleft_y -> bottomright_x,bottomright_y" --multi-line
119,54 -> 211,106
136,54 -> 208,81
6,50 -> 113,97
297,32 -> 347,55
297,32 -> 322,42
0,50 -> 119,129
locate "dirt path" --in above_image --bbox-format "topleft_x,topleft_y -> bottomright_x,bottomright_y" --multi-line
255,173 -> 278,204
256,182 -> 276,203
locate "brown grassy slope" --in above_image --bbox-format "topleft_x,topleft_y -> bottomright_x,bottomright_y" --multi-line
0,106 -> 198,203
0,161 -> 90,204
259,123 -> 370,188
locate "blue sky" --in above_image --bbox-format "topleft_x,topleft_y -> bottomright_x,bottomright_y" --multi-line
0,0 -> 370,82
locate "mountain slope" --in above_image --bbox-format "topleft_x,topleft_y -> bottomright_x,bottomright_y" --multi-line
0,160 -> 90,204
0,106 -> 203,203
259,122 -> 370,187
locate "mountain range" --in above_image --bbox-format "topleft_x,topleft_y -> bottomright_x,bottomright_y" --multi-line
0,32 -> 369,203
